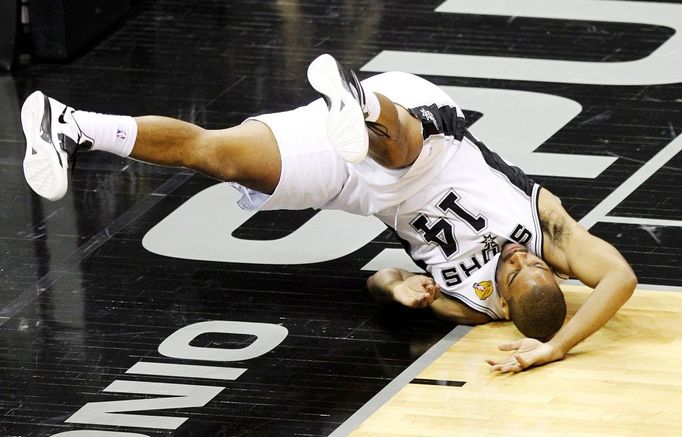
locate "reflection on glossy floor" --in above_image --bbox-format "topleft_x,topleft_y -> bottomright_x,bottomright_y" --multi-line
1,0 -> 682,436
352,286 -> 682,436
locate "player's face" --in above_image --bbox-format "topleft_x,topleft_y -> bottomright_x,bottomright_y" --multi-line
495,243 -> 556,301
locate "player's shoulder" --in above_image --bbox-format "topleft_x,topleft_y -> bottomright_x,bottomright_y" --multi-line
537,187 -> 587,275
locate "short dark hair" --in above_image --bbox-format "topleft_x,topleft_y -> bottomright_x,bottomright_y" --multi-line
509,281 -> 567,341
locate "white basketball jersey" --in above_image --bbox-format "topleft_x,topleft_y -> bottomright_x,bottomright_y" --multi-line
338,73 -> 544,319
373,134 -> 544,320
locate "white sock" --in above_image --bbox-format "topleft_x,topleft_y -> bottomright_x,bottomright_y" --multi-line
364,91 -> 381,122
72,111 -> 138,157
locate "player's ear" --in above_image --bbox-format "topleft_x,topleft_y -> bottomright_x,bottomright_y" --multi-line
499,297 -> 510,320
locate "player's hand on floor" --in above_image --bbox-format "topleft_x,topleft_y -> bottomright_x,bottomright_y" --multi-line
392,275 -> 441,308
485,338 -> 564,373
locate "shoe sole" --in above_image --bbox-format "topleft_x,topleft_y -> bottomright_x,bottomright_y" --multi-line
307,54 -> 368,163
21,91 -> 68,201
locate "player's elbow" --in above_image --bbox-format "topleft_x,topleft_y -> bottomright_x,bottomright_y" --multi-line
366,269 -> 401,303
365,272 -> 378,291
366,269 -> 394,292
623,268 -> 638,295
366,274 -> 382,300
615,266 -> 637,302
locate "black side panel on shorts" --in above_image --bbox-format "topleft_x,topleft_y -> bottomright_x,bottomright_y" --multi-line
464,130 -> 536,197
409,104 -> 466,141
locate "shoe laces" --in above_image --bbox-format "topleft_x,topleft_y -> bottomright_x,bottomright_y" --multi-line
366,120 -> 391,139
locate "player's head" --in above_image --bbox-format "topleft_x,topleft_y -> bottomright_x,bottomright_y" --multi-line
495,242 -> 566,341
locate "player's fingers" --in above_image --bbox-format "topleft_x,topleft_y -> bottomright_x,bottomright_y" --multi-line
487,362 -> 505,372
418,276 -> 434,287
488,362 -> 521,373
515,354 -> 531,369
486,357 -> 514,367
414,292 -> 430,308
425,284 -> 437,297
499,361 -> 522,373
506,364 -> 522,373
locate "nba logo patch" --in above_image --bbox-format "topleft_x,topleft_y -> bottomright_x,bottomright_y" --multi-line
116,129 -> 127,140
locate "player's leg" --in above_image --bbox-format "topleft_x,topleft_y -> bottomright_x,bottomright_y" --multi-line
21,91 -> 281,201
307,54 -> 423,169
365,92 -> 423,169
132,116 -> 280,194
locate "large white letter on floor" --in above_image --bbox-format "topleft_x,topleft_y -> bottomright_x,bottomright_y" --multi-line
142,183 -> 386,264
364,0 -> 682,85
158,320 -> 288,361
65,381 -> 224,429
441,86 -> 615,178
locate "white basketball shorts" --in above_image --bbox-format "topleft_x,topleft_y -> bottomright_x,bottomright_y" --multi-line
232,71 -> 460,214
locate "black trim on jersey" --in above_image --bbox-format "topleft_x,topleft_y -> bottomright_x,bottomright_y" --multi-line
409,104 -> 465,141
464,130 -> 535,197
533,185 -> 544,261
387,226 -> 429,272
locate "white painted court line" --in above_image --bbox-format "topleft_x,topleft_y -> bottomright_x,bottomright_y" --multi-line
600,216 -> 682,228
580,135 -> 682,230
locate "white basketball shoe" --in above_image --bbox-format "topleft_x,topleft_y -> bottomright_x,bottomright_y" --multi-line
306,54 -> 369,163
21,91 -> 93,201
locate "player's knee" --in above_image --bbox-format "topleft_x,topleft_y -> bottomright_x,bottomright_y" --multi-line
183,123 -> 281,192
182,129 -> 238,181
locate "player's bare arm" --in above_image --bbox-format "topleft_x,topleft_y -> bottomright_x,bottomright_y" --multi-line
367,269 -> 491,325
540,188 -> 637,353
488,188 -> 637,372
367,268 -> 440,308
430,294 -> 493,325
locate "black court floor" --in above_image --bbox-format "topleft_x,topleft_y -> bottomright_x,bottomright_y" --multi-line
1,0 -> 682,436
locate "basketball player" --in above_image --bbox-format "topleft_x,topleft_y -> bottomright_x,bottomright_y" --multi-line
19,54 -> 637,373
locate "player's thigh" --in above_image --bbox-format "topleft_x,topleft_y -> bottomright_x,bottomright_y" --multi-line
205,120 -> 282,194
233,99 -> 349,211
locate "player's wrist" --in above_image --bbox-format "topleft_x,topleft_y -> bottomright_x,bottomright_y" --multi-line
546,338 -> 569,360
385,279 -> 405,297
